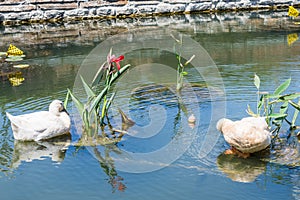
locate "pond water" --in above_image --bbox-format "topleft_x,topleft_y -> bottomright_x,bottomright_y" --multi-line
1,11 -> 300,199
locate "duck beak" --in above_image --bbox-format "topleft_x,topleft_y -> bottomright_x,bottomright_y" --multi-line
60,103 -> 69,115
62,107 -> 70,115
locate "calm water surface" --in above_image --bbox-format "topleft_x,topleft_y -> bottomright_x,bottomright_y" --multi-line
1,12 -> 300,200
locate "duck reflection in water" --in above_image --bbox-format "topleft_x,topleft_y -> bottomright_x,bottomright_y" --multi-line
11,133 -> 71,169
217,153 -> 267,183
217,128 -> 300,183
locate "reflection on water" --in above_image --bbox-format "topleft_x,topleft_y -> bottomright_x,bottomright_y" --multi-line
217,153 -> 267,183
267,130 -> 300,167
11,133 -> 71,169
0,11 -> 300,199
93,145 -> 126,192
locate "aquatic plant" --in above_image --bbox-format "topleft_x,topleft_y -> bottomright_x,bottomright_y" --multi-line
65,49 -> 130,135
247,74 -> 300,133
171,34 -> 195,91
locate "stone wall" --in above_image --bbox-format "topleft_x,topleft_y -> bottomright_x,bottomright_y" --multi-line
0,10 -> 296,50
0,0 -> 299,25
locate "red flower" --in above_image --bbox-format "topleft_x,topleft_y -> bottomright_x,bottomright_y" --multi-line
110,55 -> 124,70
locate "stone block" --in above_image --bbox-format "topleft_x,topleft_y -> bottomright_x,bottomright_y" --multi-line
89,8 -> 97,16
136,5 -> 157,14
96,6 -> 116,16
116,5 -> 139,16
39,3 -> 77,10
65,8 -> 89,17
155,2 -> 173,13
0,4 -> 36,12
171,3 -> 186,13
258,0 -> 274,5
30,10 -> 44,21
44,10 -> 64,19
186,2 -> 211,12
3,13 -> 19,20
17,12 -> 31,21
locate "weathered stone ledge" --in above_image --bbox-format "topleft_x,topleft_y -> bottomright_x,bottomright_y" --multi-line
0,10 -> 296,51
0,0 -> 299,25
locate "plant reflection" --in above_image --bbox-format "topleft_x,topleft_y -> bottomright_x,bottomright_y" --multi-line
268,129 -> 300,167
74,119 -> 128,192
93,145 -> 126,192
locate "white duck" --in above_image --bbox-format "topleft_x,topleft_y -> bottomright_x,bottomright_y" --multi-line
6,100 -> 71,141
216,117 -> 271,158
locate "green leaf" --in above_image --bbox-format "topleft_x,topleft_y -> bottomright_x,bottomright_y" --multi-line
105,92 -> 116,113
273,78 -> 291,95
170,33 -> 181,44
108,48 -> 112,59
279,101 -> 289,115
89,64 -> 130,114
291,99 -> 300,127
184,55 -> 195,66
181,71 -> 188,76
91,109 -> 98,134
289,100 -> 300,111
279,92 -> 300,101
91,62 -> 105,87
89,85 -> 109,112
67,88 -> 84,117
101,96 -> 108,120
82,109 -> 90,128
80,76 -> 95,98
265,94 -> 281,99
268,93 -> 300,104
257,95 -> 264,112
64,90 -> 70,109
267,113 -> 288,119
254,74 -> 260,90
246,104 -> 259,117
108,64 -> 130,86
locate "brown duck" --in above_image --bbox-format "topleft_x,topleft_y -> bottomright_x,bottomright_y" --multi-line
216,117 -> 271,158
